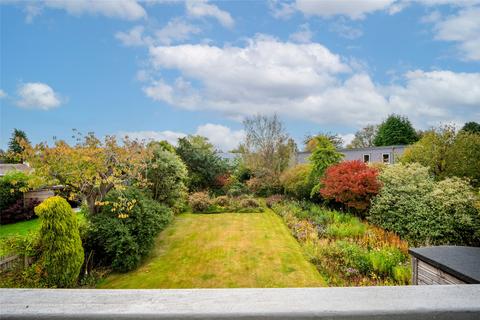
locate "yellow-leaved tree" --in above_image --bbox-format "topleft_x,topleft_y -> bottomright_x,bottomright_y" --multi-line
23,131 -> 151,214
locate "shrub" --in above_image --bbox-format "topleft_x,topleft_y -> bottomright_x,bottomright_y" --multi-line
369,163 -> 480,246
368,246 -> 406,278
175,136 -> 229,191
266,194 -> 284,208
145,146 -> 188,211
320,160 -> 380,213
0,170 -> 29,214
324,219 -> 366,239
213,195 -> 230,207
35,196 -> 84,287
246,176 -> 282,197
188,192 -> 212,212
226,182 -> 249,197
85,188 -> 173,272
393,265 -> 410,285
402,126 -> 480,186
239,197 -> 260,209
1,198 -> 40,224
280,164 -> 314,199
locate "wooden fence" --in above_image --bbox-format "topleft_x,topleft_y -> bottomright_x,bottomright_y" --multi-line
0,254 -> 33,272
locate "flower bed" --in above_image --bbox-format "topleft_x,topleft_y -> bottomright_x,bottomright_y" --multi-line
271,200 -> 410,286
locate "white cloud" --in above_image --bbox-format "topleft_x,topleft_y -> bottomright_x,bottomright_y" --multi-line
329,18 -> 363,39
289,24 -> 313,43
431,6 -> 480,61
115,18 -> 201,47
294,0 -> 397,20
119,130 -> 186,145
43,0 -> 146,20
185,0 -> 234,28
12,0 -> 147,22
119,123 -> 244,151
339,133 -> 355,147
115,25 -> 150,47
16,82 -> 62,110
269,0 -> 296,19
141,36 -> 480,130
0,89 -> 6,98
195,124 -> 245,151
155,18 -> 201,45
387,70 -> 480,125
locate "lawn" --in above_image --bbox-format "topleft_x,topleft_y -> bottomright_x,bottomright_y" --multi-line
99,209 -> 326,288
0,218 -> 42,238
0,212 -> 85,238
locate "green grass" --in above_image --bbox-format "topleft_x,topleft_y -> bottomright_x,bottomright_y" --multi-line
0,218 -> 41,238
0,212 -> 85,238
99,209 -> 326,288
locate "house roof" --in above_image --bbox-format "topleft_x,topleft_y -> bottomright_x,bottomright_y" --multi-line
297,145 -> 408,155
0,163 -> 32,176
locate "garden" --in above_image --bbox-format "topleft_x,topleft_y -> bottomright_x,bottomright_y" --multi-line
0,116 -> 479,288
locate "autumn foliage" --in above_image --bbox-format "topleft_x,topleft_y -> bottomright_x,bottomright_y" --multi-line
320,160 -> 380,212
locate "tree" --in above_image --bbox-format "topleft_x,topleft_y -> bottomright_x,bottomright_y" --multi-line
461,121 -> 480,134
401,125 -> 455,179
368,163 -> 480,246
320,160 -> 380,213
373,114 -> 418,146
85,187 -> 173,272
35,196 -> 84,287
145,143 -> 188,211
402,125 -> 480,186
241,114 -> 296,180
347,125 -> 377,148
308,135 -> 344,197
23,132 -> 150,214
305,133 -> 343,151
6,129 -> 30,163
280,163 -> 314,199
175,135 -> 229,191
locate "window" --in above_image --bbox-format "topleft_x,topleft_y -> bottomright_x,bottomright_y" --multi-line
382,153 -> 390,164
363,154 -> 370,163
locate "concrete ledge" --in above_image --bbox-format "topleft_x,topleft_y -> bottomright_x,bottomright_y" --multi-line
1,285 -> 480,319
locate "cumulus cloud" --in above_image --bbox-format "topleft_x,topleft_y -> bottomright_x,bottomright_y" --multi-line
271,0 -> 479,20
387,70 -> 480,125
119,123 -> 244,151
329,19 -> 363,39
115,18 -> 201,47
185,0 -> 234,28
339,133 -> 355,147
294,0 -> 397,20
430,6 -> 480,61
115,25 -> 150,47
289,23 -> 313,43
195,124 -> 245,151
16,0 -> 147,21
16,82 -> 62,110
141,36 -> 480,129
155,18 -> 201,45
0,89 -> 6,98
119,130 -> 186,145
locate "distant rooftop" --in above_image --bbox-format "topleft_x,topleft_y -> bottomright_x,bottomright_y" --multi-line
0,163 -> 32,176
297,145 -> 408,154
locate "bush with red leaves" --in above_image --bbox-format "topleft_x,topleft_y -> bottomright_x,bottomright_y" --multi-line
320,160 -> 380,213
1,198 -> 40,224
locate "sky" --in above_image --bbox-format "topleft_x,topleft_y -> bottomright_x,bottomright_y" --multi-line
1,0 -> 479,151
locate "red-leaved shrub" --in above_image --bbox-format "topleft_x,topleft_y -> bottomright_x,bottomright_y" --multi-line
320,160 -> 380,212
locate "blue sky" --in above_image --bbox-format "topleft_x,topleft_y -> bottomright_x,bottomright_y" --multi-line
1,0 -> 479,151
